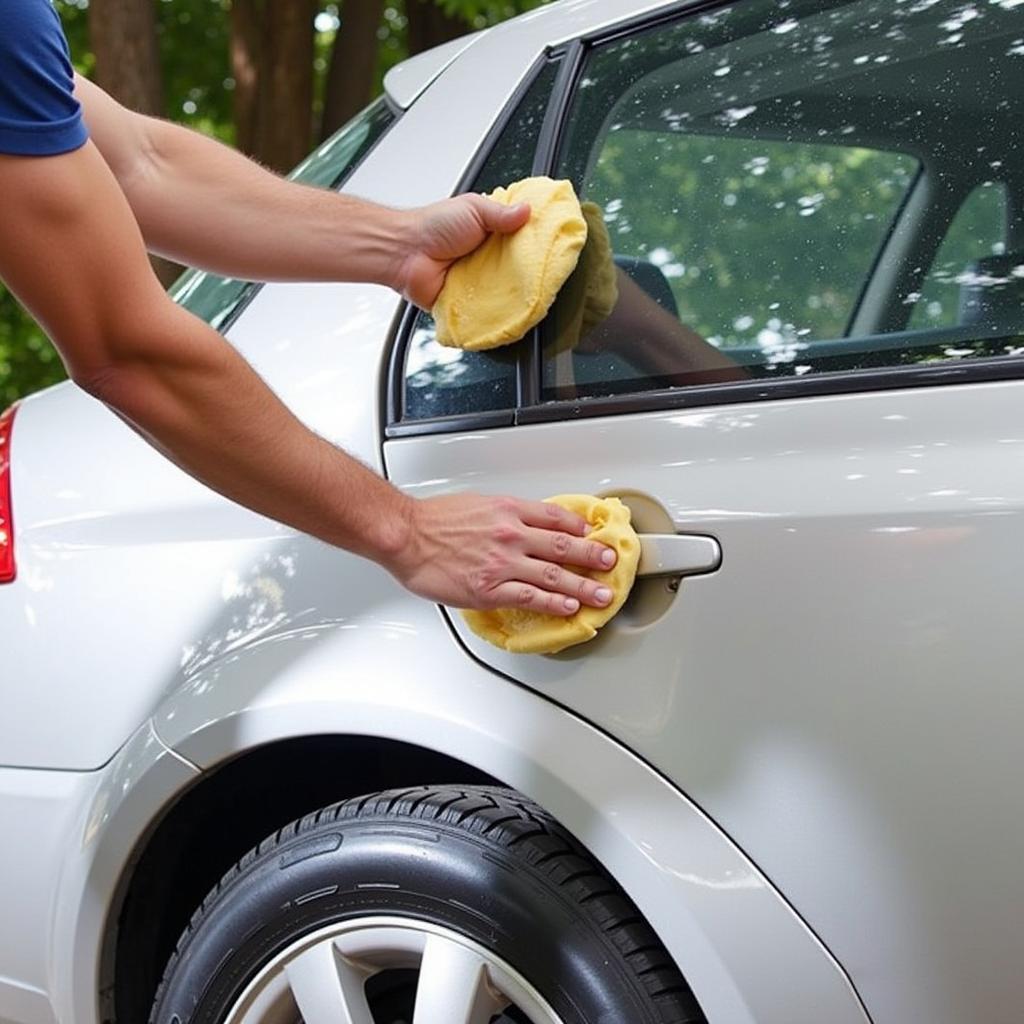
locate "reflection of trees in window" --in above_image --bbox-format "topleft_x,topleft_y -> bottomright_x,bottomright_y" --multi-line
404,315 -> 517,419
910,183 -> 1008,329
586,131 -> 916,353
552,0 -> 1024,390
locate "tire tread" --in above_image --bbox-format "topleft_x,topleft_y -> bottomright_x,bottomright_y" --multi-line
149,783 -> 706,1024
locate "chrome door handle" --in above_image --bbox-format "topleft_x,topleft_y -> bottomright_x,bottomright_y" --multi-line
636,534 -> 721,578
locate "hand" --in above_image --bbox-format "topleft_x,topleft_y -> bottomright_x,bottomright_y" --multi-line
386,493 -> 618,615
395,194 -> 531,310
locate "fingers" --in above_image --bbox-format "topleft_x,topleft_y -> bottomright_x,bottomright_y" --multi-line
487,581 -> 585,618
515,499 -> 617,570
517,499 -> 590,537
471,194 -> 531,235
523,525 -> 617,571
521,558 -> 614,609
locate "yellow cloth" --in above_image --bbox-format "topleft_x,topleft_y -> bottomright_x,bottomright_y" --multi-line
433,177 -> 588,351
548,200 -> 619,357
462,495 -> 640,655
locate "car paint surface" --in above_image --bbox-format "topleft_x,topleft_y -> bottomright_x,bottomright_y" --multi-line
385,378 -> 1024,1024
0,1 -> 1021,1023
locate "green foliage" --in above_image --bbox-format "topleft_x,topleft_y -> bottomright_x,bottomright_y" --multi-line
911,182 -> 1006,328
158,0 -> 234,142
0,289 -> 66,407
586,130 -> 918,348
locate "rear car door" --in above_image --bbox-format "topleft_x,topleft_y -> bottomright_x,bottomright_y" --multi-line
384,3 -> 1024,1022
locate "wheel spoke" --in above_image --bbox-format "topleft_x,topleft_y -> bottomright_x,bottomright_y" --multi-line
284,940 -> 374,1024
412,933 -> 508,1024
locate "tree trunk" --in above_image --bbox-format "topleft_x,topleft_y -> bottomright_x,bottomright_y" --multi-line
320,0 -> 385,142
405,0 -> 467,57
89,0 -> 163,115
90,0 -> 181,285
231,0 -> 263,158
253,0 -> 317,173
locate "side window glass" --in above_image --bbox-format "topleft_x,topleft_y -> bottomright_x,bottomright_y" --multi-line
171,97 -> 395,330
910,183 -> 1008,329
402,59 -> 560,422
540,0 -> 1024,403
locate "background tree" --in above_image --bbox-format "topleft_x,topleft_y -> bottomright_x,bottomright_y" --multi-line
321,0 -> 385,141
90,0 -> 163,115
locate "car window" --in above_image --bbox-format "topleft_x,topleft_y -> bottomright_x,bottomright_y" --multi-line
910,182 -> 1008,330
540,0 -> 1024,403
402,58 -> 560,422
170,97 -> 395,331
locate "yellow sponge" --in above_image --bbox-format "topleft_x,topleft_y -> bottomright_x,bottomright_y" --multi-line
461,495 -> 640,655
433,177 -> 588,351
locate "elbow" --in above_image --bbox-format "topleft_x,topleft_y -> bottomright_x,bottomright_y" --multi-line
71,359 -> 149,423
72,361 -> 126,405
72,352 -> 172,433
68,310 -> 174,412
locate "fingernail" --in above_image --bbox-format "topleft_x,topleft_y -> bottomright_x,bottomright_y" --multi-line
595,587 -> 613,604
564,597 -> 580,612
601,549 -> 616,567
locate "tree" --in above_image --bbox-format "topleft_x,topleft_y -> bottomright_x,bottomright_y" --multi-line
254,0 -> 318,172
406,0 -> 467,55
90,0 -> 180,283
230,0 -> 262,156
89,0 -> 164,116
320,0 -> 386,142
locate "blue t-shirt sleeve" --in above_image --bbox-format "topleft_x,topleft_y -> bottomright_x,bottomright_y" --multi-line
0,0 -> 88,156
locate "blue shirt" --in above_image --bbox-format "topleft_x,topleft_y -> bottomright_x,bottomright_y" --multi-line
0,0 -> 88,156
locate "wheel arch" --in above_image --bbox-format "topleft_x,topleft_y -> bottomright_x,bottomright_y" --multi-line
102,734 -> 499,1024
54,611 -> 869,1024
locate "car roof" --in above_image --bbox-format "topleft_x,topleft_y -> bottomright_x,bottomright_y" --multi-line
383,0 -> 677,109
384,32 -> 484,109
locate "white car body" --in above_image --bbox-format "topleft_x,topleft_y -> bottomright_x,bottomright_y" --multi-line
2,1 -> 1022,1022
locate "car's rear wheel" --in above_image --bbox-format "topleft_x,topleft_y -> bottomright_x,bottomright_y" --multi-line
150,785 -> 705,1024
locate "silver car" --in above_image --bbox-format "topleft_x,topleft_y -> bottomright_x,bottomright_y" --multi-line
2,0 -> 1023,1022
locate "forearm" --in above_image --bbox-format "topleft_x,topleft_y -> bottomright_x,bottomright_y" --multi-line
122,117 -> 412,285
84,302 -> 410,561
608,272 -> 747,381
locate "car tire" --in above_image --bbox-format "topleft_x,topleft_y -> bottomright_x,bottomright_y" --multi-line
150,784 -> 705,1024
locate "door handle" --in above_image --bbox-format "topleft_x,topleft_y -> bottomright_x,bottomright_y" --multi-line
636,533 -> 721,578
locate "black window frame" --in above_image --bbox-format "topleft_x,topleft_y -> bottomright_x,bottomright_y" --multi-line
385,48 -> 575,438
386,0 -> 1024,438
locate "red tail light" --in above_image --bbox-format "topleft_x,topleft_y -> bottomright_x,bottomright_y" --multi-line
0,403 -> 17,583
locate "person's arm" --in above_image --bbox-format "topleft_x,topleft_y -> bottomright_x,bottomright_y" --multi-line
583,270 -> 748,382
73,74 -> 484,308
0,142 -> 617,616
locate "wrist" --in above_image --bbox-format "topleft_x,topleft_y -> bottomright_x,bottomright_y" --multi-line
389,207 -> 425,299
381,206 -> 422,297
317,196 -> 419,292
372,490 -> 420,577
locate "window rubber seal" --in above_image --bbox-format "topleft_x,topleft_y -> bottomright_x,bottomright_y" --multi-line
516,352 -> 1024,426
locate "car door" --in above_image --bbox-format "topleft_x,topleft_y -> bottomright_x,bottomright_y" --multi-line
384,3 -> 1024,1023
